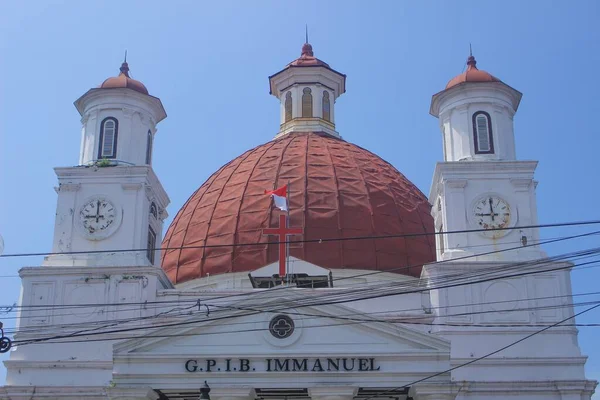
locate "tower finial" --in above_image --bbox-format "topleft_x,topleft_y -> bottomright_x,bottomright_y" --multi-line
124,50 -> 127,63
305,24 -> 308,44
466,44 -> 476,68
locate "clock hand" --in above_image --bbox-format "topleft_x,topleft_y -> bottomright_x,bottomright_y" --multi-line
488,198 -> 495,222
96,200 -> 101,223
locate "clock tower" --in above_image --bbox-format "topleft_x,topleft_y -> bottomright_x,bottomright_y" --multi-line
429,54 -> 545,262
44,60 -> 170,267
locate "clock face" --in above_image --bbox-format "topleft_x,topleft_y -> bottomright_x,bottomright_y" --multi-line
472,195 -> 511,238
78,197 -> 119,240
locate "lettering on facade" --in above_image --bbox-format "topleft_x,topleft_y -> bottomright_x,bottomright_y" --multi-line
185,358 -> 380,373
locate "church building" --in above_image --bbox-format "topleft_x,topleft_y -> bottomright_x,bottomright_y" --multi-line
0,41 -> 596,399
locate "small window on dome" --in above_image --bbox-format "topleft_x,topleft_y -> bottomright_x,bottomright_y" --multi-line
285,92 -> 293,122
98,117 -> 118,159
473,111 -> 494,154
146,130 -> 153,165
302,87 -> 313,117
322,91 -> 331,121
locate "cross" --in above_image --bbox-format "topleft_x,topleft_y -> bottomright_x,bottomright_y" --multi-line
262,214 -> 303,277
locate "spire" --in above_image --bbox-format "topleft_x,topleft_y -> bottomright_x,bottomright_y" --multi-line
119,57 -> 130,78
305,24 -> 309,44
119,62 -> 130,77
466,46 -> 477,70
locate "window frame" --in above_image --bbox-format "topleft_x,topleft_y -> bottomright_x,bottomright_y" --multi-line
284,92 -> 293,122
147,225 -> 156,264
146,129 -> 153,165
322,90 -> 331,121
301,87 -> 313,117
98,117 -> 119,159
472,111 -> 494,154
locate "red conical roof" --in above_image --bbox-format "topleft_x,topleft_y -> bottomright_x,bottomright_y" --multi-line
161,132 -> 435,284
445,55 -> 501,89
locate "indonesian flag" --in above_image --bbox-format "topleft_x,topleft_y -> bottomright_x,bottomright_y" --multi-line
265,185 -> 288,212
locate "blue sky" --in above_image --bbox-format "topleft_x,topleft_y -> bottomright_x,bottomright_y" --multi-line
1,0 -> 599,391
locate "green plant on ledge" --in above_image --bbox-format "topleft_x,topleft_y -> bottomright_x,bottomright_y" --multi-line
96,158 -> 112,167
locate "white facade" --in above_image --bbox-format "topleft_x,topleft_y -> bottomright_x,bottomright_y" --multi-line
0,53 -> 597,400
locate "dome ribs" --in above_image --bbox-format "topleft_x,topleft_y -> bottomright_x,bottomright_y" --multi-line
161,132 -> 436,283
162,166 -> 221,283
342,143 -> 379,270
321,137 -> 344,268
199,148 -> 260,278
234,138 -> 285,270
266,134 -> 302,267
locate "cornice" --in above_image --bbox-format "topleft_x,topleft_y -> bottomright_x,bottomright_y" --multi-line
18,265 -> 174,289
74,87 -> 167,123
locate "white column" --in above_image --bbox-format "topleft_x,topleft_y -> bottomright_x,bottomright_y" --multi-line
410,384 -> 457,400
309,386 -> 358,400
210,387 -> 256,400
105,387 -> 159,400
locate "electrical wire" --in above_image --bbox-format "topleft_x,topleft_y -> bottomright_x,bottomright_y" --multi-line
11,254 -> 600,345
362,303 -> 600,399
3,228 -> 597,312
0,219 -> 598,259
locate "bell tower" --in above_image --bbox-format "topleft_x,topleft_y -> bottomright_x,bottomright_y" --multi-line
44,59 -> 170,267
429,54 -> 545,262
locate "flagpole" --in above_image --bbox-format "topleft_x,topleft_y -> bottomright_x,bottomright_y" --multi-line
286,179 -> 290,286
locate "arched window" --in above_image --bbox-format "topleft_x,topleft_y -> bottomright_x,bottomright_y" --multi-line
285,92 -> 293,122
146,130 -> 153,165
98,117 -> 118,159
301,87 -> 313,117
472,111 -> 494,154
322,91 -> 331,121
150,202 -> 158,219
147,225 -> 156,264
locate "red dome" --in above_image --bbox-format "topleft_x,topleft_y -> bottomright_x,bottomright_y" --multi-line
161,132 -> 435,285
100,62 -> 149,95
445,55 -> 500,89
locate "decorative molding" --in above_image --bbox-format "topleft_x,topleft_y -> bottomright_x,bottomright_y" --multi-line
454,104 -> 469,114
58,183 -> 81,192
309,386 -> 359,399
122,182 -> 143,191
122,107 -> 136,117
4,360 -> 113,369
145,185 -> 155,201
444,179 -> 468,189
510,177 -> 532,189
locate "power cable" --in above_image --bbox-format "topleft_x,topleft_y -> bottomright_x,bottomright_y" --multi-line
11,255 -> 600,345
0,219 -> 598,259
362,303 -> 600,399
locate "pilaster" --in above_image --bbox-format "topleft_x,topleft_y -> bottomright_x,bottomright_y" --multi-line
106,387 -> 159,400
309,386 -> 358,400
210,387 -> 256,400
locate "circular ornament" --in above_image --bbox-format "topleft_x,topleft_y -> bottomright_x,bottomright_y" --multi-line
0,336 -> 11,353
77,196 -> 122,240
470,194 -> 511,239
269,314 -> 295,339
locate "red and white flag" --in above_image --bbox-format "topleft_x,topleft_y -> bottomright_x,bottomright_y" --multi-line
265,185 -> 288,212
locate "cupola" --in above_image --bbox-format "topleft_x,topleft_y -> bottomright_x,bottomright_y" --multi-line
269,41 -> 346,138
430,53 -> 522,162
74,58 -> 166,167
